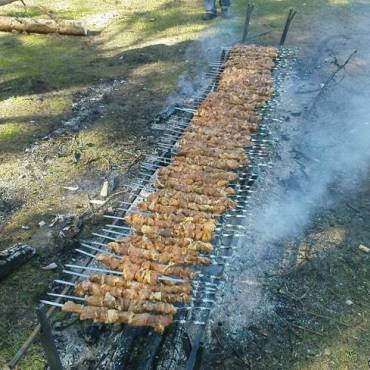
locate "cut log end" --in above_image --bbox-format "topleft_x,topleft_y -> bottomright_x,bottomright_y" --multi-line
0,16 -> 87,36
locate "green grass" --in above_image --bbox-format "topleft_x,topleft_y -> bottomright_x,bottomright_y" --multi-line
0,122 -> 23,141
0,261 -> 57,369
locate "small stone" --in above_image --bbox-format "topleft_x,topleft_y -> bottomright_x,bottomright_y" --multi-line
39,220 -> 46,227
41,262 -> 58,270
345,299 -> 353,305
90,199 -> 106,205
100,180 -> 109,198
21,225 -> 30,230
359,244 -> 369,253
63,186 -> 79,192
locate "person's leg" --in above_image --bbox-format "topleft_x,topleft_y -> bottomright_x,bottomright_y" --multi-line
219,0 -> 231,18
203,0 -> 217,20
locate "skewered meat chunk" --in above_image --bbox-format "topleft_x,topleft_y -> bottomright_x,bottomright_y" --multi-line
158,165 -> 237,182
89,274 -> 192,294
75,281 -> 191,304
125,213 -> 215,229
156,178 -> 235,197
173,155 -> 245,171
118,234 -> 214,253
96,254 -> 197,280
186,124 -> 257,138
126,214 -> 216,242
196,106 -> 261,124
147,189 -> 236,209
222,58 -> 275,71
126,212 -> 212,225
62,301 -> 173,333
86,292 -> 177,315
198,97 -> 261,115
134,223 -> 215,242
180,132 -> 253,148
230,44 -> 278,57
157,173 -> 232,188
139,198 -> 228,215
138,201 -> 220,219
107,241 -> 210,266
178,145 -> 246,161
185,123 -> 256,140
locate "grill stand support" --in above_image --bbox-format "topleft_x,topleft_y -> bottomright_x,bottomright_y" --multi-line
241,4 -> 254,43
280,8 -> 297,46
36,306 -> 64,370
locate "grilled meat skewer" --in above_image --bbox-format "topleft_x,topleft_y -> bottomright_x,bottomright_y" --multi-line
62,301 -> 173,333
89,273 -> 192,294
85,292 -> 177,315
96,254 -> 197,280
107,241 -> 210,266
75,281 -> 190,304
116,234 -> 214,253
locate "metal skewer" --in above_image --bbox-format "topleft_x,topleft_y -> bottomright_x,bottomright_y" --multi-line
47,293 -> 212,311
63,267 -> 218,289
64,264 -> 186,283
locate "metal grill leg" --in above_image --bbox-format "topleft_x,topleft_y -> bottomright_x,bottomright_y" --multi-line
280,8 -> 297,46
36,306 -> 64,370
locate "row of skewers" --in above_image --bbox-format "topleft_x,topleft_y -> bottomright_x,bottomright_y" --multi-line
43,45 -> 278,333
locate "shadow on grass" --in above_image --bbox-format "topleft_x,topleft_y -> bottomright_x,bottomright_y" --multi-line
0,40 -> 192,155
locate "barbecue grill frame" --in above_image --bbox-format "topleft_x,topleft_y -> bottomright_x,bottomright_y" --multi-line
34,41 -> 297,370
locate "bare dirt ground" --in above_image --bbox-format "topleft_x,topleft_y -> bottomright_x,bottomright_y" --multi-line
202,2 -> 370,369
0,0 -> 369,369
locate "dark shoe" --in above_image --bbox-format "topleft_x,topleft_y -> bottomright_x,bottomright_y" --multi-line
202,12 -> 217,21
221,7 -> 231,18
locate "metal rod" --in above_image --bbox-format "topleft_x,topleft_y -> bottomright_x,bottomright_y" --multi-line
104,214 -> 125,221
81,243 -> 113,255
64,264 -> 186,283
91,232 -> 117,241
87,240 -> 108,248
40,300 -> 64,308
48,293 -> 85,301
54,279 -> 74,286
75,248 -> 96,259
78,246 -> 121,260
65,264 -> 122,275
174,107 -> 196,114
102,228 -> 130,237
242,3 -> 255,43
106,224 -> 131,231
63,270 -> 89,278
36,305 -> 64,370
280,8 -> 297,46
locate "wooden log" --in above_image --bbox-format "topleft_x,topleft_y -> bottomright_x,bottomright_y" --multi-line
0,0 -> 23,6
0,244 -> 35,280
0,16 -> 87,36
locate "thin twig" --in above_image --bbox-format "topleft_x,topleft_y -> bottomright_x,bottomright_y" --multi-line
308,49 -> 357,113
298,308 -> 351,327
290,323 -> 323,336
